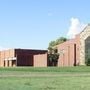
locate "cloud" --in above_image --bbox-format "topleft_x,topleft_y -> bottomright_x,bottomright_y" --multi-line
67,17 -> 87,38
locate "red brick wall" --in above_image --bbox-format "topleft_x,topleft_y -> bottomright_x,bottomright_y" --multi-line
57,35 -> 80,67
34,53 -> 47,67
15,49 -> 47,66
0,51 -> 5,67
0,49 -> 15,67
0,49 -> 48,67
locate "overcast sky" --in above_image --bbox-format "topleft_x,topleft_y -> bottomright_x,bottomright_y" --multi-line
0,0 -> 90,50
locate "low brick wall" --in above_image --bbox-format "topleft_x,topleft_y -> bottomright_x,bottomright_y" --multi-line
34,53 -> 47,67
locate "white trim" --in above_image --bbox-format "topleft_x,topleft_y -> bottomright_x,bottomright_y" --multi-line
4,57 -> 17,61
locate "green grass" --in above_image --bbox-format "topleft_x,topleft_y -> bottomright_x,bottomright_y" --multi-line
0,66 -> 90,72
0,66 -> 90,90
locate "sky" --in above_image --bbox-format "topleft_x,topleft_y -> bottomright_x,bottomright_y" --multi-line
0,0 -> 90,50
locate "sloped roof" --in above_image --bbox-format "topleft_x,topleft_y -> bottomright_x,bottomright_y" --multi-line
79,24 -> 90,34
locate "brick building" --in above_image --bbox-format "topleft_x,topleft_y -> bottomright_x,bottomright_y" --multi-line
56,24 -> 90,66
0,24 -> 90,67
0,49 -> 47,67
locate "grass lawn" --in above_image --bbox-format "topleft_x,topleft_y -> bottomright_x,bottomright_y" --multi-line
0,66 -> 90,90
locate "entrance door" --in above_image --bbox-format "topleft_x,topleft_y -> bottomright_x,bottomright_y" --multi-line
12,60 -> 16,67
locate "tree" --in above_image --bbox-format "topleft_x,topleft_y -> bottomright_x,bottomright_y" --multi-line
48,41 -> 56,51
48,37 -> 67,50
55,37 -> 67,45
47,37 -> 67,66
48,50 -> 59,66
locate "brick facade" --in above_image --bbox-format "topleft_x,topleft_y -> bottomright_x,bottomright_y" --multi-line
0,24 -> 90,67
0,49 -> 47,67
34,53 -> 47,67
80,25 -> 90,65
56,24 -> 90,66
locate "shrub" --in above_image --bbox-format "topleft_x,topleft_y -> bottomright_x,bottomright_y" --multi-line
48,53 -> 59,66
85,58 -> 90,66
